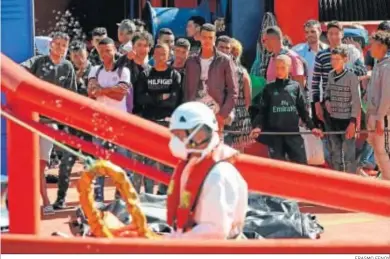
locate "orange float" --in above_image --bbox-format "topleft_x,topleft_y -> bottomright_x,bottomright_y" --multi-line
77,160 -> 160,239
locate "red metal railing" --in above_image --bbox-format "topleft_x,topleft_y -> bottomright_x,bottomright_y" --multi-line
1,53 -> 390,252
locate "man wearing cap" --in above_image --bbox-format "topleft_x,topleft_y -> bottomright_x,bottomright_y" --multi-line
117,19 -> 137,55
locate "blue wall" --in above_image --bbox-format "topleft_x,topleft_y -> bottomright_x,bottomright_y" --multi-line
230,0 -> 264,67
1,0 -> 35,175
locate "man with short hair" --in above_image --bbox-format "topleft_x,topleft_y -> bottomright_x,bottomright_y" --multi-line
216,35 -> 233,55
185,23 -> 238,133
149,28 -> 175,66
89,27 -> 108,66
263,26 -> 305,87
312,21 -> 367,169
251,55 -> 322,164
21,32 -> 77,215
293,20 -> 327,120
69,41 -> 92,96
186,16 -> 206,54
366,31 -> 390,181
172,38 -> 191,74
87,37 -> 132,204
117,31 -> 154,114
133,19 -> 146,33
117,19 -> 136,55
116,31 -> 155,193
52,40 -> 93,210
136,43 -> 182,194
312,21 -> 366,124
365,21 -> 390,70
325,46 -> 361,173
172,38 -> 191,104
358,21 -> 390,177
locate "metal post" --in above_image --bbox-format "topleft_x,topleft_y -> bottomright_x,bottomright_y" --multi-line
7,99 -> 40,234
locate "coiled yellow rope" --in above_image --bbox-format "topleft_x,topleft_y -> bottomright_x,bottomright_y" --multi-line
77,160 -> 160,238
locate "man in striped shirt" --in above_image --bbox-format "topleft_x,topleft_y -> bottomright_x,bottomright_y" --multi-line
312,21 -> 366,126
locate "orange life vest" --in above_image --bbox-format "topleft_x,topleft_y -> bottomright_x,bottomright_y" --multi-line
166,144 -> 238,232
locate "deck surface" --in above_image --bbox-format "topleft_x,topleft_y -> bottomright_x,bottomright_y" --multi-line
34,162 -> 390,243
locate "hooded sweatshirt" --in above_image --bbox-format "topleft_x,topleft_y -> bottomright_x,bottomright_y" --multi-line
366,55 -> 390,120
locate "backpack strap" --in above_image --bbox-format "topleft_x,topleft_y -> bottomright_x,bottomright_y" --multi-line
95,65 -> 104,81
117,65 -> 124,79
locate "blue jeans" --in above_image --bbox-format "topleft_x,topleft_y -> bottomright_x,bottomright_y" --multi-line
329,134 -> 356,173
93,138 -> 132,202
357,141 -> 376,169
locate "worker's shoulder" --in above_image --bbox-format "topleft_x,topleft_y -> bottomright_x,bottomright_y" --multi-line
206,161 -> 243,185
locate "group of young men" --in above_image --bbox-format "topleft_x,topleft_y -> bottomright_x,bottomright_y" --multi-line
250,20 -> 390,183
22,16 -> 250,217
19,13 -> 390,239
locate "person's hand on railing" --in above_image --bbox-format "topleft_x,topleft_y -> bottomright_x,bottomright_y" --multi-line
345,122 -> 356,139
311,128 -> 324,138
250,128 -> 261,139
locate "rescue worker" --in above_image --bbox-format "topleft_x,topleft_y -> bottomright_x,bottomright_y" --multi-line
165,101 -> 248,239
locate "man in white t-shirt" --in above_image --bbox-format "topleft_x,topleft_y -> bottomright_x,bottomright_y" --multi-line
87,37 -> 132,205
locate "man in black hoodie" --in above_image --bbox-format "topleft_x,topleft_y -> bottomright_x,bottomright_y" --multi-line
251,55 -> 323,164
136,43 -> 182,194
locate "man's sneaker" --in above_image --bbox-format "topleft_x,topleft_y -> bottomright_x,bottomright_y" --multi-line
357,167 -> 368,177
94,201 -> 106,210
357,167 -> 381,178
53,201 -> 67,210
43,205 -> 55,215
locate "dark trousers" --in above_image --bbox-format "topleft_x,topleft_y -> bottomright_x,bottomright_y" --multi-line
55,132 -> 92,204
56,150 -> 77,204
268,136 -> 307,164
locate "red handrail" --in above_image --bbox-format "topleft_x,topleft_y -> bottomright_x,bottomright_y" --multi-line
1,235 -> 390,254
2,53 -> 390,238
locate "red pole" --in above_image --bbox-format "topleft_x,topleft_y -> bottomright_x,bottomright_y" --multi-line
6,98 -> 40,234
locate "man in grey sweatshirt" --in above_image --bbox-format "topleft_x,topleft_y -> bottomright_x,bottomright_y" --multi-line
366,31 -> 390,180
324,46 -> 361,173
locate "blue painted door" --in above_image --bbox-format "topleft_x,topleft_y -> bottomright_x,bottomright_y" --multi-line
1,0 -> 35,175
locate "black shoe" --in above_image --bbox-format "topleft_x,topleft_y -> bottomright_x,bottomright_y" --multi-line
53,201 -> 67,210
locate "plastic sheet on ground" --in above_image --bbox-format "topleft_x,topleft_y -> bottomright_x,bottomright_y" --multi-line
74,193 -> 324,239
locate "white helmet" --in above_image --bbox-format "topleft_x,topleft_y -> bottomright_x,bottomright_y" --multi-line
169,102 -> 218,131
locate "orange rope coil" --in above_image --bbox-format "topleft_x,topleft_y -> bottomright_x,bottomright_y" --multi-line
77,160 -> 160,238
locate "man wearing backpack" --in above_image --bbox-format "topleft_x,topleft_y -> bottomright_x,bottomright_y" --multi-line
87,37 -> 132,206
